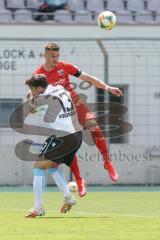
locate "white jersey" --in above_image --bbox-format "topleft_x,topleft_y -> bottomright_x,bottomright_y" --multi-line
35,84 -> 82,137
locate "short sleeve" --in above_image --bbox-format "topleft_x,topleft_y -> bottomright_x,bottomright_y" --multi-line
32,65 -> 44,75
62,62 -> 82,77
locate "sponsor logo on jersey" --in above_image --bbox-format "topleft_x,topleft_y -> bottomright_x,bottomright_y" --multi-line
59,110 -> 76,119
57,69 -> 64,76
52,142 -> 56,148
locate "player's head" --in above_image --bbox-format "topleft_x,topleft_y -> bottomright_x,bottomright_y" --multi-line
44,42 -> 60,67
25,74 -> 48,96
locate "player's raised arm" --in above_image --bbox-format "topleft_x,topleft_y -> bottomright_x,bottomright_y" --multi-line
26,87 -> 37,114
27,94 -> 37,114
78,71 -> 123,97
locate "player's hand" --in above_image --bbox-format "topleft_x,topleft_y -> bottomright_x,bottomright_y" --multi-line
27,92 -> 37,113
108,87 -> 123,97
29,105 -> 37,114
26,90 -> 33,99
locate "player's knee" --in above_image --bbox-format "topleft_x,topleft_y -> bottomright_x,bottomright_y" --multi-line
34,162 -> 41,168
34,158 -> 45,169
84,119 -> 98,131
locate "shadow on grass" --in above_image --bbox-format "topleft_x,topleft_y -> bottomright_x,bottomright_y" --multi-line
36,216 -> 111,219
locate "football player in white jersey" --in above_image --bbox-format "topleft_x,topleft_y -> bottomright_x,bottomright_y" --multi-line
25,74 -> 83,217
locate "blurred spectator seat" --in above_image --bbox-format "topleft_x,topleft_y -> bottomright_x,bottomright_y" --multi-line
107,0 -> 125,12
6,0 -> 26,9
0,9 -> 12,22
135,10 -> 155,23
126,0 -> 145,12
26,0 -> 43,10
68,0 -> 85,11
147,0 -> 160,12
0,0 -> 6,9
155,12 -> 160,22
116,10 -> 134,24
54,9 -> 73,22
14,9 -> 34,22
87,0 -> 105,13
74,10 -> 93,23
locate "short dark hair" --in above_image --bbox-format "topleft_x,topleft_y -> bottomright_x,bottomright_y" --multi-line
25,74 -> 48,88
45,42 -> 60,52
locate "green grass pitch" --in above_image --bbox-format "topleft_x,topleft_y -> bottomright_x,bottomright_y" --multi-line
0,188 -> 160,240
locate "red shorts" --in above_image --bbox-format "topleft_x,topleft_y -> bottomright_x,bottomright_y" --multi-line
70,91 -> 95,125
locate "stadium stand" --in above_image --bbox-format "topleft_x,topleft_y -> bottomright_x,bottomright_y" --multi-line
126,0 -> 146,12
155,11 -> 160,21
14,9 -> 34,22
135,10 -> 155,23
26,0 -> 43,10
54,9 -> 73,23
6,0 -> 26,9
0,0 -> 159,24
86,0 -> 106,13
0,9 -> 12,22
0,0 -> 6,9
74,10 -> 93,23
115,10 -> 134,24
106,0 -> 125,12
147,0 -> 160,12
68,0 -> 85,11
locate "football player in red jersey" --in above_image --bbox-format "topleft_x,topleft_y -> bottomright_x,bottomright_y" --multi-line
31,42 -> 123,196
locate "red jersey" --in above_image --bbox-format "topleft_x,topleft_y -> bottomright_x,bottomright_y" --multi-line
33,61 -> 81,93
33,61 -> 95,124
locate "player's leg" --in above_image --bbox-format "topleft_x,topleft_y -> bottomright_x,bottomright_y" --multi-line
41,134 -> 79,213
69,155 -> 86,197
57,131 -> 85,210
47,167 -> 76,213
63,131 -> 86,197
39,135 -> 74,200
47,131 -> 83,212
45,132 -> 86,197
32,167 -> 45,212
47,160 -> 86,197
26,163 -> 46,218
26,159 -> 57,217
41,134 -> 85,197
36,161 -> 76,214
48,156 -> 86,197
26,159 -> 76,217
47,167 -> 74,198
72,95 -> 118,181
84,119 -> 119,181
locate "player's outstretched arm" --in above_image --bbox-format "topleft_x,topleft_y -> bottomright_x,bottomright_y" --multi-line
78,72 -> 123,97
